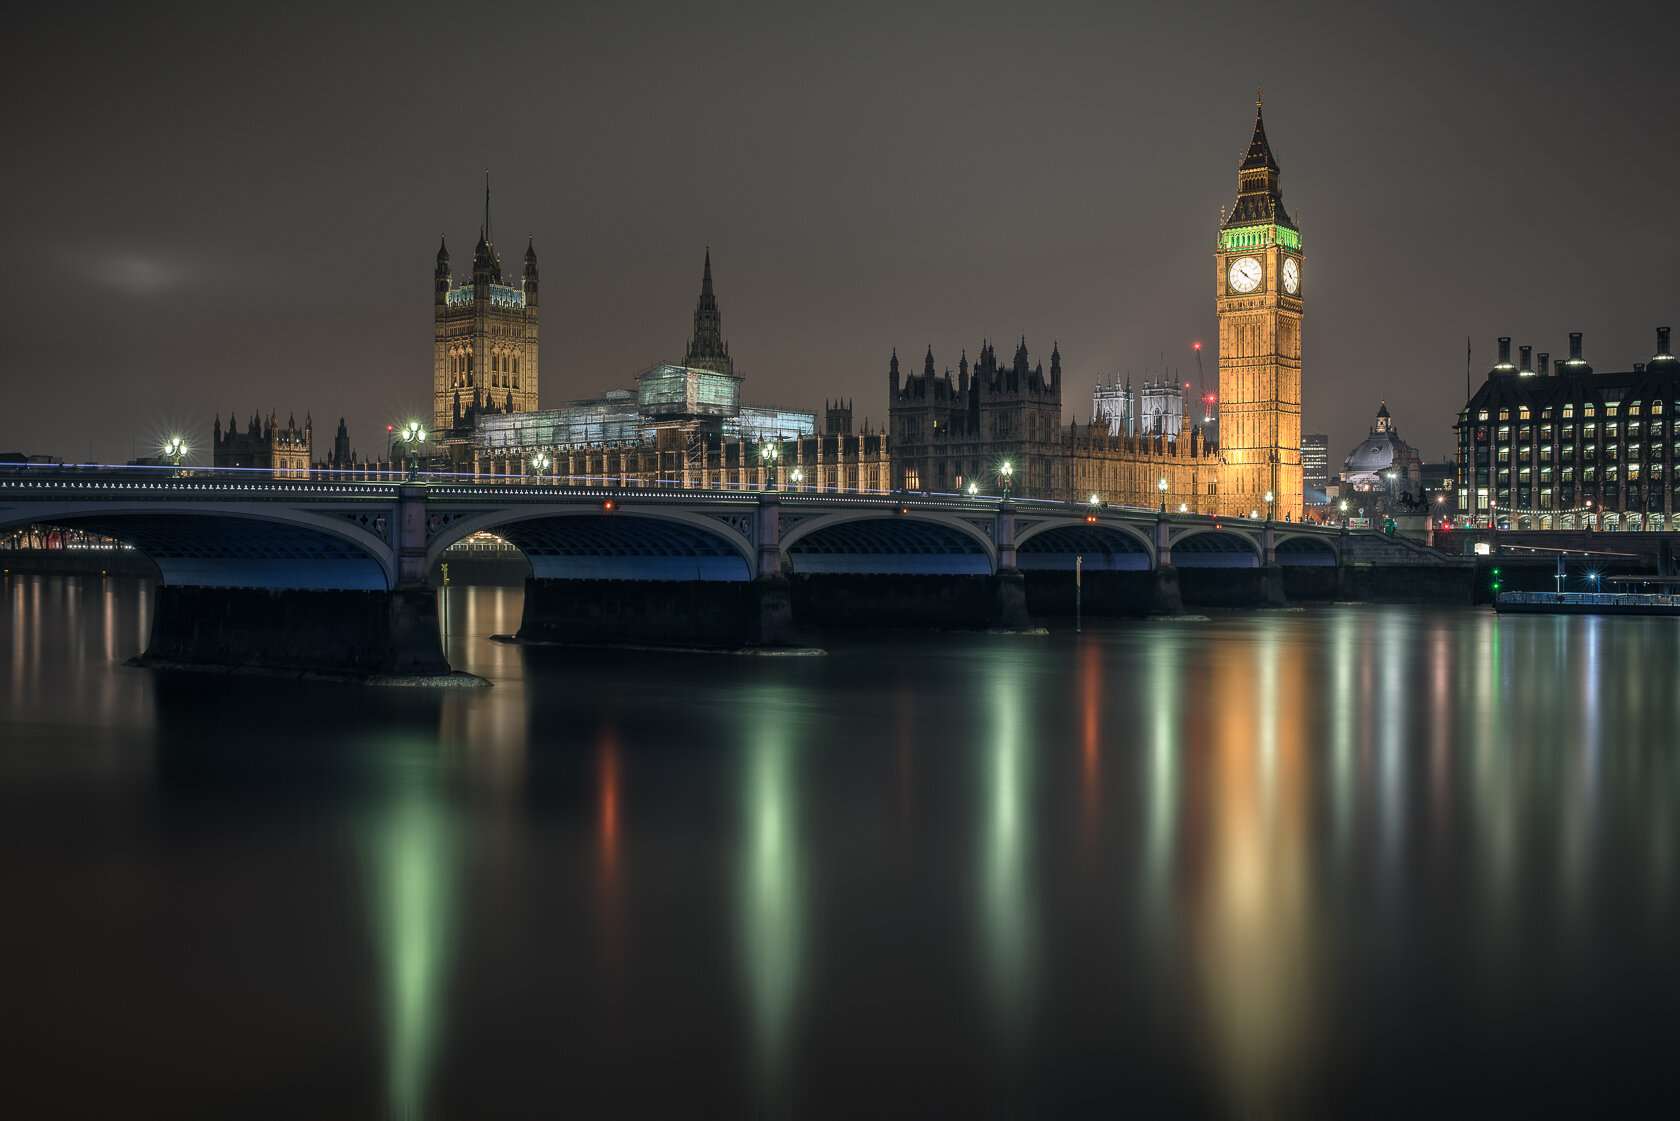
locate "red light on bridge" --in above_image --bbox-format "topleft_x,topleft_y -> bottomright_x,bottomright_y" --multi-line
1085,514 -> 1098,524
898,507 -> 910,515
602,500 -> 616,511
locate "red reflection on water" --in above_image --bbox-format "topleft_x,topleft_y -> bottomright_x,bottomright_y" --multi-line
1080,637 -> 1102,841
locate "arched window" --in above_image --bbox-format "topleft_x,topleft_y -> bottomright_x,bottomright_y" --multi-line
511,354 -> 519,375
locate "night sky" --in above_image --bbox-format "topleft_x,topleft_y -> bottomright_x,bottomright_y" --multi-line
4,2 -> 1673,469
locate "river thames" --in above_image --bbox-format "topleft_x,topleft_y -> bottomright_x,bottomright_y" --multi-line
4,575 -> 1678,1117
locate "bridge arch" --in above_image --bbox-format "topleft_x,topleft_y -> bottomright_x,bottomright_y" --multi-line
1170,528 -> 1261,568
0,501 -> 396,589
781,509 -> 996,575
1015,520 -> 1154,570
1273,533 -> 1339,566
427,505 -> 756,581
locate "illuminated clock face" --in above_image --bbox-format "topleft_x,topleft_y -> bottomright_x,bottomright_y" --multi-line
1282,258 -> 1300,294
1228,256 -> 1263,293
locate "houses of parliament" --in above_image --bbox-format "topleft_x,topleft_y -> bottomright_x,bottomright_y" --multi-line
888,93 -> 1305,518
215,97 -> 1305,520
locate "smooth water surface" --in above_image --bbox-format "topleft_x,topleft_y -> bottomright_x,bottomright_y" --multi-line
3,576 -> 1678,1117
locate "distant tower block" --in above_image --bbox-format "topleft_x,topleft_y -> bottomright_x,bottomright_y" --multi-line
1215,91 -> 1304,519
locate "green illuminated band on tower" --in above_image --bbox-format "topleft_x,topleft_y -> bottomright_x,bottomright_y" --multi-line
1218,225 -> 1301,252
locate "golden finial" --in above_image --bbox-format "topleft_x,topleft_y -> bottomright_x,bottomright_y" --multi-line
1256,84 -> 1263,109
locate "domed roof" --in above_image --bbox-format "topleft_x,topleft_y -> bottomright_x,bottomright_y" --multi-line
1344,432 -> 1400,475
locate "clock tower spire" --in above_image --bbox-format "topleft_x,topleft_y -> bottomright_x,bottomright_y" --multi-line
1216,92 -> 1304,520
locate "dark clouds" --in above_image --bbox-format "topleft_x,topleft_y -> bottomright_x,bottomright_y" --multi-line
3,1 -> 1673,467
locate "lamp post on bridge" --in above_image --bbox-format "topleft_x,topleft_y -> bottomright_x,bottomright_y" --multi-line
401,421 -> 426,482
163,436 -> 186,477
1158,476 -> 1168,513
759,439 -> 779,490
998,460 -> 1014,498
530,451 -> 551,484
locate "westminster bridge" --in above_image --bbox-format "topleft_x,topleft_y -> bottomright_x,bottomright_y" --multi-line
1,471 -> 1453,677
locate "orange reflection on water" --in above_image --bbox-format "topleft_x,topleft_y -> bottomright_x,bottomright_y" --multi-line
600,731 -> 621,871
1192,624 -> 1318,1115
597,727 -> 624,976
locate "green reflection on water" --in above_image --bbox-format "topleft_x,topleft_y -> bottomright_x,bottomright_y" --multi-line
1142,635 -> 1180,944
365,764 -> 456,1120
740,686 -> 802,1093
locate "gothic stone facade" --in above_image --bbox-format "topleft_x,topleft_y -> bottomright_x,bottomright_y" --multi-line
433,216 -> 540,460
465,250 -> 891,494
213,411 -> 313,478
1215,94 -> 1305,520
888,340 -> 1218,511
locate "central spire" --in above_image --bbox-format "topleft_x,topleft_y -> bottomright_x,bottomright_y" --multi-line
685,247 -> 733,377
472,171 -> 502,282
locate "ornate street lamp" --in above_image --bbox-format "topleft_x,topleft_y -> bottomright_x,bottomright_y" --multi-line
163,436 -> 186,476
790,466 -> 803,490
966,481 -> 979,496
998,461 -> 1014,498
760,439 -> 779,489
401,421 -> 426,480
1158,476 -> 1168,513
1265,489 -> 1275,521
530,451 -> 552,482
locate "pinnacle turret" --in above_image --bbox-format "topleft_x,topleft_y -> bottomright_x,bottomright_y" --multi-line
1224,90 -> 1294,230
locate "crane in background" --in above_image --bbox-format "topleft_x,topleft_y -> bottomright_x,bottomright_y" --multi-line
1192,342 -> 1216,424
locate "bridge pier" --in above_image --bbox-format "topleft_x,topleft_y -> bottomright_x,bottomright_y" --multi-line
991,501 -> 1031,629
137,584 -> 454,679
1150,515 -> 1183,615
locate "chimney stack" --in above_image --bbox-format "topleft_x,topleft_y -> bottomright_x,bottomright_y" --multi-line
1659,327 -> 1673,357
1498,337 -> 1512,365
1519,345 -> 1532,373
1569,332 -> 1583,361
1539,352 -> 1550,377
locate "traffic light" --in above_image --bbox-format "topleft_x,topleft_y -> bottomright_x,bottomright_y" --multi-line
1490,566 -> 1502,593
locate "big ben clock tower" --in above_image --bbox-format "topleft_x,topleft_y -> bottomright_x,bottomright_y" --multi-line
1216,90 -> 1303,520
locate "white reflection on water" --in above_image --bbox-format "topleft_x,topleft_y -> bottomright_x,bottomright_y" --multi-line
980,651 -> 1034,1039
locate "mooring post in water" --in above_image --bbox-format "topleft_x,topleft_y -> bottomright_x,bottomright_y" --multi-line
1075,554 -> 1082,633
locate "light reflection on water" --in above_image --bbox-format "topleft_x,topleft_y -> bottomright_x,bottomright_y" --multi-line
364,755 -> 456,1120
3,576 -> 1679,1116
